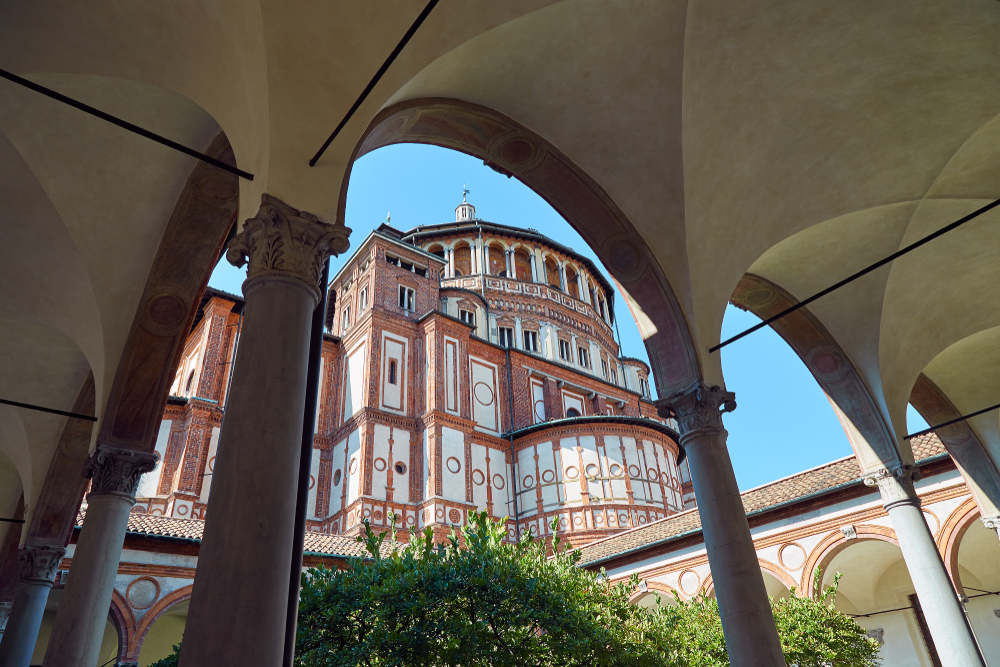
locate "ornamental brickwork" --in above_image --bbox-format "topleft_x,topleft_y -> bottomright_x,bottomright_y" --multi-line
138,202 -> 685,548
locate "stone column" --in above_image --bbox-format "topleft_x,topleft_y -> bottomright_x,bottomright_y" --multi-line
42,447 -> 156,667
505,249 -> 512,277
447,248 -> 455,278
558,264 -> 567,292
529,252 -> 539,283
657,383 -> 784,667
0,546 -> 65,667
863,465 -> 986,667
178,194 -> 348,667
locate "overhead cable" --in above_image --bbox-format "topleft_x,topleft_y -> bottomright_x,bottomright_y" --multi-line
0,397 -> 97,422
905,401 -> 1000,440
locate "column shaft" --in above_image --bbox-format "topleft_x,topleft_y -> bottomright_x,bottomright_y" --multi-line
43,446 -> 154,667
178,194 -> 347,667
0,546 -> 64,667
866,467 -> 986,667
658,384 -> 784,667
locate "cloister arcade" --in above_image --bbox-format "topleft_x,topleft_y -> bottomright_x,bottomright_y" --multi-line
1,2 -> 999,666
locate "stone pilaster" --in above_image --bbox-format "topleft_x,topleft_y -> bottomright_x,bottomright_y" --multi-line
862,464 -> 921,510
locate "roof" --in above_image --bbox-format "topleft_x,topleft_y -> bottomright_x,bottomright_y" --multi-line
191,286 -> 244,332
399,220 -> 617,312
573,433 -> 949,568
75,510 -> 394,560
504,415 -> 678,442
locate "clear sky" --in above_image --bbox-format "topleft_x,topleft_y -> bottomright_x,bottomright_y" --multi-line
208,143 -> 929,491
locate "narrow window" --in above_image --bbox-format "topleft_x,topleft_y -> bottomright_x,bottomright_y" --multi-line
610,366 -> 619,386
185,370 -> 196,394
333,469 -> 342,486
359,287 -> 368,311
414,266 -> 427,278
460,309 -> 476,326
601,359 -> 609,379
398,285 -> 414,311
523,330 -> 538,352
566,407 -> 581,418
639,378 -> 649,397
388,359 -> 398,385
499,327 -> 514,348
559,340 -> 571,362
394,461 -> 407,475
386,254 -> 400,267
577,347 -> 589,368
341,306 -> 350,331
401,260 -> 413,272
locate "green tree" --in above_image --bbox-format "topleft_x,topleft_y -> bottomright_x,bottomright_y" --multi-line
295,513 -> 880,667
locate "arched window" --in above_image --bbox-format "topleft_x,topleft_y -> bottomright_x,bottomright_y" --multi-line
454,243 -> 471,276
514,249 -> 531,281
566,407 -> 581,418
488,244 -> 506,276
185,370 -> 196,394
566,266 -> 580,299
544,258 -> 560,290
427,244 -> 445,259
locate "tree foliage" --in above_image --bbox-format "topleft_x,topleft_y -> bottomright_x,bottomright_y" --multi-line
295,512 -> 880,667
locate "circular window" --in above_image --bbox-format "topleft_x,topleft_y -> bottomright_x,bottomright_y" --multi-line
566,407 -> 581,418
609,464 -> 623,477
493,474 -> 506,490
374,458 -> 387,471
333,469 -> 342,486
394,461 -> 407,475
585,464 -> 599,477
472,469 -> 485,485
446,457 -> 462,474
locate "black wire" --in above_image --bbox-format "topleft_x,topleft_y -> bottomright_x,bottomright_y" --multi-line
0,68 -> 253,181
712,197 -> 1000,352
0,398 -> 97,422
308,0 -> 440,166
905,402 -> 1000,440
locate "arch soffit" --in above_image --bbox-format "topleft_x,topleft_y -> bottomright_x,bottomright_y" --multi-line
110,587 -> 137,662
339,98 -> 700,396
730,274 -> 901,470
800,525 -> 901,597
132,584 -> 193,658
757,557 -> 797,593
939,497 -> 981,595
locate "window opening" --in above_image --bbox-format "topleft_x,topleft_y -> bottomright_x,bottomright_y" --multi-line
577,347 -> 590,368
639,378 -> 649,397
394,461 -> 407,475
414,266 -> 427,278
185,370 -> 196,394
523,330 -> 539,352
386,254 -> 400,267
333,469 -> 342,486
388,359 -> 398,385
610,366 -> 619,386
359,287 -> 368,311
499,327 -> 514,348
460,309 -> 476,326
601,359 -> 609,379
341,306 -> 351,331
400,260 -> 413,272
566,407 -> 581,418
559,340 -> 572,362
398,285 -> 415,311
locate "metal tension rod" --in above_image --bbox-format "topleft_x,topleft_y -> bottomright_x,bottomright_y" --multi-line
711,197 -> 1000,352
0,518 -> 25,524
905,401 -> 1000,440
308,0 -> 440,166
0,68 -> 254,181
0,398 -> 97,422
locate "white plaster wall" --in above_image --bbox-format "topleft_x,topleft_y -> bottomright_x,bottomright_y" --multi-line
562,391 -> 585,417
392,428 -> 411,504
423,430 -> 432,500
488,447 -> 511,518
471,443 -> 489,510
643,440 -> 663,504
341,340 -> 367,422
345,429 -> 361,505
135,419 -> 171,498
560,438 -> 582,505
197,427 -> 219,504
444,337 -> 459,415
603,436 -> 629,501
380,333 -> 407,414
580,435 -> 603,501
470,357 -> 499,433
517,446 -> 537,516
371,424 -> 391,501
531,380 -> 545,423
538,442 -> 560,511
307,446 -> 321,519
328,437 -> 347,515
589,341 -> 602,377
442,426 -> 465,502
622,437 -> 647,504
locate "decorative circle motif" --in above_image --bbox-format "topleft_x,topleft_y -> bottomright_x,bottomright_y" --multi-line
648,468 -> 658,481
541,470 -> 555,483
812,352 -> 841,375
406,515 -> 415,525
333,469 -> 342,486
177,504 -> 189,516
473,382 -> 495,405
564,466 -> 579,479
472,469 -> 486,486
778,543 -> 806,571
493,474 -> 506,489
610,242 -> 640,274
679,570 -> 701,596
609,464 -> 623,477
628,465 -> 641,477
147,294 -> 187,329
585,464 -> 599,477
661,472 -> 670,484
362,508 -> 371,518
436,507 -> 445,518
374,511 -> 383,522
394,461 -> 407,475
559,518 -> 568,528
349,458 -> 358,474
126,576 -> 160,610
422,509 -> 432,521
743,288 -> 775,307
573,516 -> 583,526
534,401 -> 545,421
130,506 -> 146,514
150,508 -> 162,516
197,172 -> 239,202
208,456 -> 216,472
618,513 -> 629,525
595,514 -> 604,524
374,458 -> 387,471
499,138 -> 534,165
449,509 -> 461,523
639,515 -> 647,524
446,457 -> 462,474
523,475 -> 535,488
309,475 -> 315,490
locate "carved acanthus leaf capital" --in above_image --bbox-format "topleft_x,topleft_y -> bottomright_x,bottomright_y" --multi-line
655,382 -> 736,438
84,446 -> 158,501
17,545 -> 66,585
862,464 -> 920,510
981,514 -> 1000,541
227,194 -> 351,298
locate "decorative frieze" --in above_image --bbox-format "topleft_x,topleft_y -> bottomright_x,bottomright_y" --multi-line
84,446 -> 159,501
227,194 -> 351,299
862,464 -> 920,510
17,545 -> 66,586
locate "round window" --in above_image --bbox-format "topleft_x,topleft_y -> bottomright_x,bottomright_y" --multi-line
394,462 -> 407,475
566,407 -> 581,418
333,469 -> 342,486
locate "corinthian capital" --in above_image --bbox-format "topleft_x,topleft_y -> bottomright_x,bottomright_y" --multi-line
863,464 -> 920,510
655,381 -> 736,438
83,446 -> 158,501
17,545 -> 66,586
226,194 -> 351,299
981,514 -> 1000,542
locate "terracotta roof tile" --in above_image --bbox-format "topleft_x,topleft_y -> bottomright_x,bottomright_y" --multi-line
574,435 -> 947,567
75,510 -> 393,560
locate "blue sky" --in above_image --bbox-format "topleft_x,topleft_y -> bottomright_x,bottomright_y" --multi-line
208,143 -> 929,491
